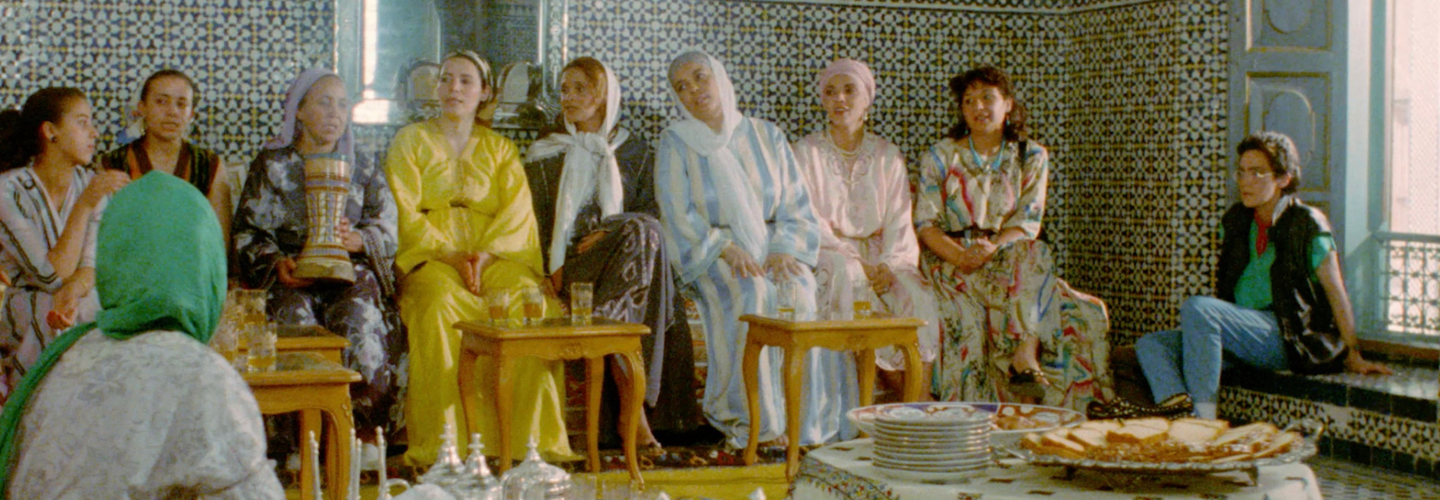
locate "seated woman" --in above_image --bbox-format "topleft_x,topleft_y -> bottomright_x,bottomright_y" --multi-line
656,50 -> 856,448
386,51 -> 572,463
0,172 -> 283,499
793,59 -> 941,399
232,69 -> 404,447
1127,132 -> 1390,421
97,69 -> 232,238
523,57 -> 700,447
0,88 -> 129,398
913,66 -> 1111,410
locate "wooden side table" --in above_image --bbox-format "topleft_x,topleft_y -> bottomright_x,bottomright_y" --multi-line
455,317 -> 649,483
738,315 -> 927,480
244,351 -> 361,500
276,324 -> 350,363
274,323 -> 352,480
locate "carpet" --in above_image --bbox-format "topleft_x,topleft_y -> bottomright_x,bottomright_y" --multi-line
285,464 -> 790,500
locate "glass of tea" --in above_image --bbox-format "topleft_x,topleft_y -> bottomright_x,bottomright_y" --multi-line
245,322 -> 278,372
776,280 -> 797,320
852,276 -> 873,319
522,286 -> 544,325
570,282 -> 593,324
486,288 -> 509,325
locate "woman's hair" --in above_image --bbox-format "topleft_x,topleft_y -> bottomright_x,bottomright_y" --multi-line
1237,131 -> 1302,195
540,57 -> 611,139
0,87 -> 87,172
140,69 -> 199,104
946,66 -> 1029,142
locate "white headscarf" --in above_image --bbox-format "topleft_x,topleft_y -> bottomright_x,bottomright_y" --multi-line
662,50 -> 767,260
525,59 -> 629,273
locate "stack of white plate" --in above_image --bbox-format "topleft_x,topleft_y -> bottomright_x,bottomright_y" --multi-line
865,402 -> 994,482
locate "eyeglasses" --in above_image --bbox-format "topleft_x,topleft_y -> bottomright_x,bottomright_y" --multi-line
1235,168 -> 1275,181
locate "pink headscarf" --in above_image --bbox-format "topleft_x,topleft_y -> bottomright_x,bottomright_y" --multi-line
815,59 -> 876,106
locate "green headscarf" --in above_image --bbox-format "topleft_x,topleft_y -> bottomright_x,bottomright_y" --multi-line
0,171 -> 227,492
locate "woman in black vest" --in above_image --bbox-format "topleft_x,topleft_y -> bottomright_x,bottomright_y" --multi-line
1126,131 -> 1389,421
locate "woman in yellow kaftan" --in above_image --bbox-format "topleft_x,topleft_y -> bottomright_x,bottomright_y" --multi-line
387,51 -> 572,465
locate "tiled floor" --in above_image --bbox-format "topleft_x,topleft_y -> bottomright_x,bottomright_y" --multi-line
1314,455 -> 1440,499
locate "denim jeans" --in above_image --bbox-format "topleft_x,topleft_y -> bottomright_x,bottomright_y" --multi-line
1134,296 -> 1289,406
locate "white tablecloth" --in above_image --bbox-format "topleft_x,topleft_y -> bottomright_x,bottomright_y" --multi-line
789,439 -> 1323,500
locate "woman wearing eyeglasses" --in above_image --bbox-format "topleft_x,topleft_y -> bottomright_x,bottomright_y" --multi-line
1117,131 -> 1391,421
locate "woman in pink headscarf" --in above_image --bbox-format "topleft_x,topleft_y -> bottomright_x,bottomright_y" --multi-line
792,59 -> 941,400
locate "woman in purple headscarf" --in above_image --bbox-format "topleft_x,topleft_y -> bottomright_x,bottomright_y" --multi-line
232,69 -> 405,453
792,59 -> 941,400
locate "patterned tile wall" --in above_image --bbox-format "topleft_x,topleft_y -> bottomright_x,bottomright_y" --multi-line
0,0 -> 335,165
1,0 -> 1228,343
566,0 -> 1229,343
1062,0 -> 1230,344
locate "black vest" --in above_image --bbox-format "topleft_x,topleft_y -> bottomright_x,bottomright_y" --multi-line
1216,199 -> 1348,374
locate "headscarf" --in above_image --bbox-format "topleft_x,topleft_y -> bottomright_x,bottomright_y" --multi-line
0,171 -> 227,490
816,59 -> 876,110
525,59 -> 628,273
662,50 -> 767,260
264,68 -> 355,160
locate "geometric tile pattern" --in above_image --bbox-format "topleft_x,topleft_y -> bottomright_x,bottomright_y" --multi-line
564,0 -> 1230,344
1062,0 -> 1230,344
1222,384 -> 1440,478
2,0 -> 1227,355
0,0 -> 335,165
1313,456 -> 1440,500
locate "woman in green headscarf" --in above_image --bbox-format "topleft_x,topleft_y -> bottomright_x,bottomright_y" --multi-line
0,172 -> 283,499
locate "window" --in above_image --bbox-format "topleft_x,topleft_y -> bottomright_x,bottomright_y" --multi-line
1380,0 -> 1440,342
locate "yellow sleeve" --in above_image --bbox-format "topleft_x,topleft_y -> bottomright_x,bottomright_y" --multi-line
476,133 -> 545,276
385,124 -> 454,274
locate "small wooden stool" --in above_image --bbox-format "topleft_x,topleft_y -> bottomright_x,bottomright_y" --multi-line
244,352 -> 361,500
738,315 -> 926,480
455,317 -> 649,484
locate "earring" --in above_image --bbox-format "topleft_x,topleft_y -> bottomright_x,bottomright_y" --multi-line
49,136 -> 57,143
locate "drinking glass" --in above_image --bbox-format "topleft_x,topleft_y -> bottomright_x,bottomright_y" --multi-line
775,280 -> 797,320
246,323 -> 277,372
487,288 -> 510,325
570,282 -> 594,324
245,322 -> 278,372
522,287 -> 544,325
852,276 -> 873,319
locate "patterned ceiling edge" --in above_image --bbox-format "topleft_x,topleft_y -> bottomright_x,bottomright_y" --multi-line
738,0 -> 1175,14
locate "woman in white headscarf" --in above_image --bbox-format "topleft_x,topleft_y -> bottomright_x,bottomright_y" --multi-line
655,50 -> 857,449
793,59 -> 941,399
523,57 -> 700,448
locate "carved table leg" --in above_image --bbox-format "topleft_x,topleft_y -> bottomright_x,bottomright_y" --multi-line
495,353 -> 516,472
741,339 -> 764,465
856,348 -> 877,407
457,347 -> 480,439
782,346 -> 806,482
585,356 -> 604,473
900,343 -> 923,402
617,349 -> 647,484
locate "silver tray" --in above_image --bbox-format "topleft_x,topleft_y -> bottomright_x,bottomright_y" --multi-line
1003,419 -> 1322,486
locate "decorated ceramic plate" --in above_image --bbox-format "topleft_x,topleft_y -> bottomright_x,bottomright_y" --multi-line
847,402 -> 990,434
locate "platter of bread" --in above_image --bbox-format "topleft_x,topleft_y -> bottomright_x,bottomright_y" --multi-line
1010,417 -> 1319,477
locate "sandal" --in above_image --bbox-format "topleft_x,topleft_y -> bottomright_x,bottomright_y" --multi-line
1007,367 -> 1050,398
1085,393 -> 1196,420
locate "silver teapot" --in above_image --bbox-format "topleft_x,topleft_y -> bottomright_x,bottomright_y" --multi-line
499,440 -> 572,500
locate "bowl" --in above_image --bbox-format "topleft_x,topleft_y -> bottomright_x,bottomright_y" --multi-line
964,402 -> 1086,449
